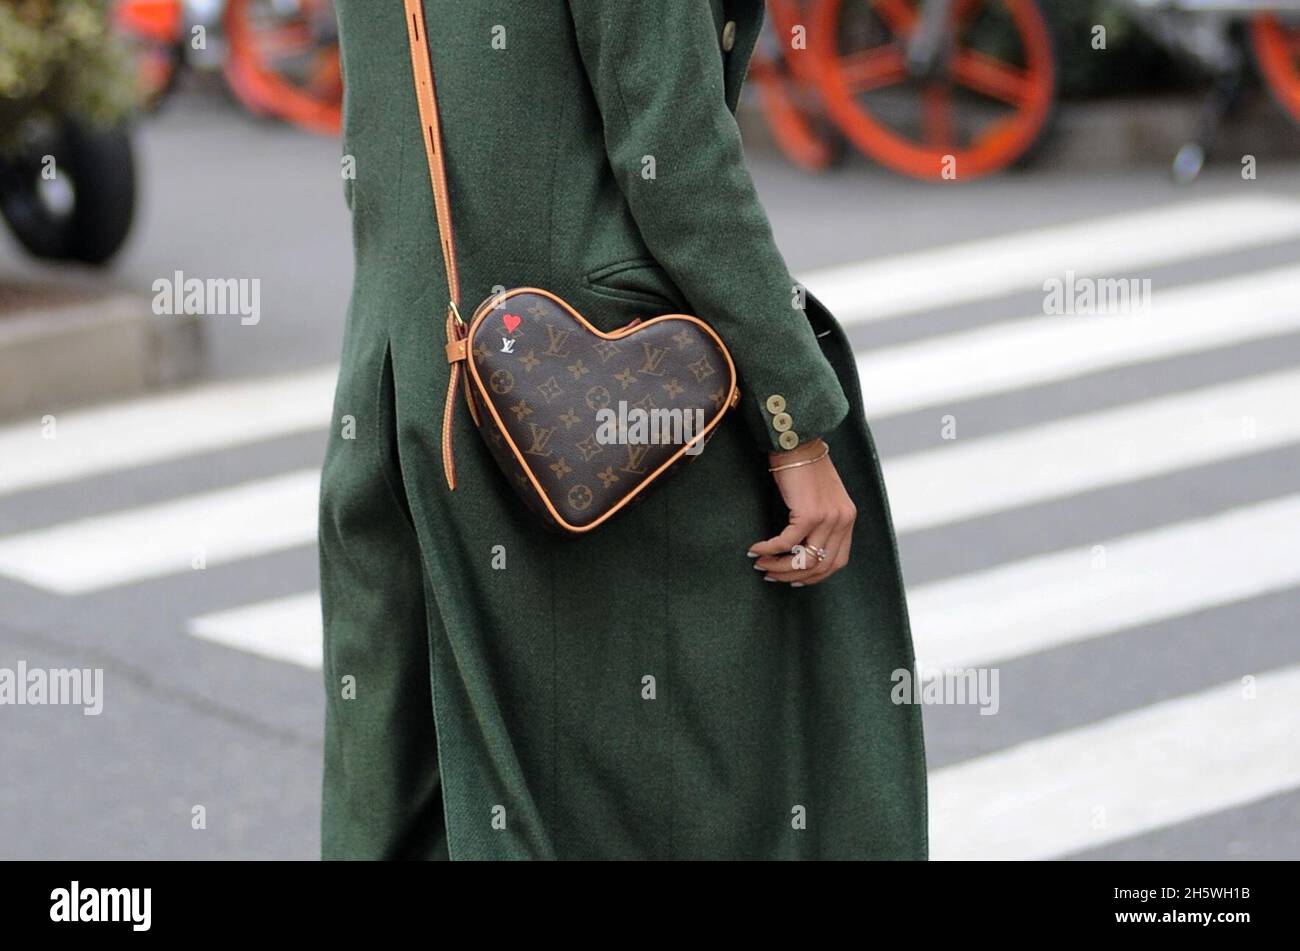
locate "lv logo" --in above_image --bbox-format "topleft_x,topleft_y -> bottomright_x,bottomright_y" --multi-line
638,342 -> 669,376
500,337 -> 516,353
525,422 -> 557,457
620,443 -> 651,475
544,324 -> 572,358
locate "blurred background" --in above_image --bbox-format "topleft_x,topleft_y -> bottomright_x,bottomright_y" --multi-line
1,0 -> 1298,859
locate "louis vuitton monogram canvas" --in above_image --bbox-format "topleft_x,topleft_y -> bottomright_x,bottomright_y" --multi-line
465,289 -> 739,531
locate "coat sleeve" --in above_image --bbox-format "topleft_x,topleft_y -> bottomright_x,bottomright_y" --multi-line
565,0 -> 850,454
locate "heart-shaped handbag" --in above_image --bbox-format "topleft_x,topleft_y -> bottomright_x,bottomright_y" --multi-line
404,1 -> 739,533
462,289 -> 738,532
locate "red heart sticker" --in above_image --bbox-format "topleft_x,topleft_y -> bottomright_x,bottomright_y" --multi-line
503,313 -> 522,334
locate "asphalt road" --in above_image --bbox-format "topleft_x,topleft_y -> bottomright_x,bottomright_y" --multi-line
1,88 -> 1299,859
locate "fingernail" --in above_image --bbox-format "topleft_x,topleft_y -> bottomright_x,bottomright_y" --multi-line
753,564 -> 766,571
763,576 -> 778,582
791,582 -> 805,588
747,551 -> 760,558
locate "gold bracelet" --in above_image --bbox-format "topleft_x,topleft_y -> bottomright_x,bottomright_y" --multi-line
768,444 -> 830,473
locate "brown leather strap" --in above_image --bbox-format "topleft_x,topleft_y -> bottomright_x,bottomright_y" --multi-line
404,0 -> 459,307
403,0 -> 470,490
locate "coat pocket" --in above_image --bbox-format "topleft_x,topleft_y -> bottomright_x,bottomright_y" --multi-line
583,258 -> 687,311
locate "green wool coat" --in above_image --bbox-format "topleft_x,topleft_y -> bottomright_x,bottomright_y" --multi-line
320,0 -> 928,859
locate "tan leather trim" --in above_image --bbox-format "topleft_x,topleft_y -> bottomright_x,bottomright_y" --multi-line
405,0 -> 468,490
445,338 -> 468,363
441,309 -> 462,489
465,287 -> 740,534
403,0 -> 459,305
462,354 -> 481,428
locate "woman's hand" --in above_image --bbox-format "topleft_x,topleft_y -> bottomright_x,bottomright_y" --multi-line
748,438 -> 857,586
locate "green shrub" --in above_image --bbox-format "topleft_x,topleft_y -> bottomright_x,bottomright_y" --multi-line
0,0 -> 138,147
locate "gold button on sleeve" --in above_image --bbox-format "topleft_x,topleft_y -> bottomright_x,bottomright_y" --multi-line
765,394 -> 786,414
772,412 -> 793,432
778,430 -> 799,451
721,20 -> 737,52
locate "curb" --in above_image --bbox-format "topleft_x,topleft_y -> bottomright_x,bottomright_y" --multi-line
0,286 -> 204,421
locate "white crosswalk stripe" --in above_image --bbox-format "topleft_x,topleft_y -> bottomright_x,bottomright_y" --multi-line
855,263 -> 1300,417
0,469 -> 319,594
805,196 -> 1300,324
929,664 -> 1300,860
909,494 -> 1300,671
885,366 -> 1300,533
190,593 -> 323,669
0,366 -> 335,498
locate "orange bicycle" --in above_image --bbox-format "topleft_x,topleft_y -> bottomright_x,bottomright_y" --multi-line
222,0 -> 342,136
753,0 -> 1057,180
112,0 -> 342,135
755,0 -> 1300,181
749,0 -> 849,171
1116,0 -> 1300,182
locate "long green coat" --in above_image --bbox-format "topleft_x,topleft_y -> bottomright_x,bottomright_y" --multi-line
320,0 -> 928,859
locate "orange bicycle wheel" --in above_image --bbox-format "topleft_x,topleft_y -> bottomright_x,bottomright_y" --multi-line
809,0 -> 1056,180
749,0 -> 845,171
223,0 -> 342,136
1251,13 -> 1300,126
